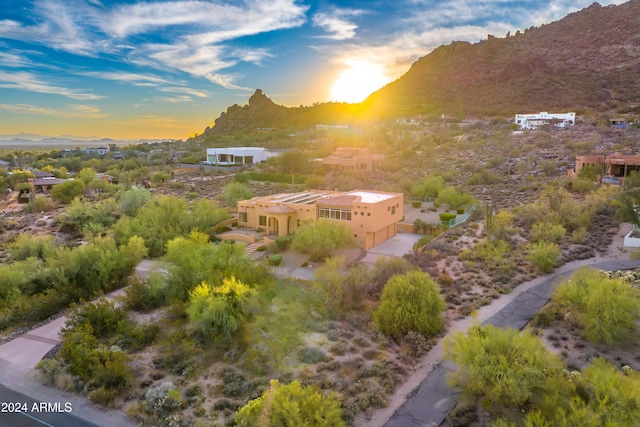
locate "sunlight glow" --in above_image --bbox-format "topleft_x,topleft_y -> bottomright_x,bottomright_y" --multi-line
330,62 -> 389,103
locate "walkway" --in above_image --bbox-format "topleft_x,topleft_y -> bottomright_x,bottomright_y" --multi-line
0,260 -> 164,427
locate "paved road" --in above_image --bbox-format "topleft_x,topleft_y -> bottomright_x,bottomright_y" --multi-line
384,259 -> 640,427
0,260 -> 165,427
0,384 -> 101,427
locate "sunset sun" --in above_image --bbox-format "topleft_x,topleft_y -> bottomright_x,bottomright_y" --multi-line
330,62 -> 389,104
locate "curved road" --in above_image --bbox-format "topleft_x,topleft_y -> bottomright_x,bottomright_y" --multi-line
381,258 -> 640,427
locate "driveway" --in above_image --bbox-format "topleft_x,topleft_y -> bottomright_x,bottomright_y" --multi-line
361,233 -> 423,264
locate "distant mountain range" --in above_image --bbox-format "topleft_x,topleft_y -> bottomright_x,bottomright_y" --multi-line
0,133 -> 172,147
200,1 -> 640,139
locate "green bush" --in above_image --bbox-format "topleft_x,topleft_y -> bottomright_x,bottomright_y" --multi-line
411,201 -> 422,208
374,270 -> 445,341
268,254 -> 283,266
50,180 -> 85,204
527,241 -> 560,273
439,212 -> 456,221
292,220 -> 357,262
236,380 -> 344,427
456,207 -> 465,214
275,236 -> 290,250
551,267 -> 640,344
256,245 -> 267,252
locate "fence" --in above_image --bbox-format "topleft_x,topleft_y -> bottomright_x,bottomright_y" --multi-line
442,204 -> 476,228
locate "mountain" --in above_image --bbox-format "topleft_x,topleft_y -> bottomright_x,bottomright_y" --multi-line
200,1 -> 640,137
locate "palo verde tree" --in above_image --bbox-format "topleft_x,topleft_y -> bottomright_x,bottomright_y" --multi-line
235,379 -> 345,427
374,270 -> 445,341
444,324 -> 565,410
551,267 -> 640,344
186,277 -> 253,343
292,220 -> 357,262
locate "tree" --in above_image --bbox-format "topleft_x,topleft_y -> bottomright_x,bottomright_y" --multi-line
616,187 -> 640,228
222,182 -> 253,209
236,380 -> 344,427
552,267 -> 640,344
444,324 -> 564,409
412,175 -> 444,198
374,270 -> 445,341
78,167 -> 97,185
436,186 -> 472,209
119,188 -> 151,217
527,241 -> 560,273
50,180 -> 85,203
292,220 -> 357,262
186,277 -> 253,342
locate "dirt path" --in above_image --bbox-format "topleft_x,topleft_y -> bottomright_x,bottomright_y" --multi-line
357,223 -> 636,427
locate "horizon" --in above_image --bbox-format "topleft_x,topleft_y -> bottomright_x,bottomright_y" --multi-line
0,0 -> 628,140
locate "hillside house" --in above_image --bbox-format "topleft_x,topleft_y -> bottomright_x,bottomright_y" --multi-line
321,147 -> 383,173
205,147 -> 278,166
514,112 -> 575,130
569,153 -> 640,183
237,190 -> 403,251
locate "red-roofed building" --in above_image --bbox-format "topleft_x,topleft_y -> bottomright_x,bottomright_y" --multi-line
237,189 -> 403,250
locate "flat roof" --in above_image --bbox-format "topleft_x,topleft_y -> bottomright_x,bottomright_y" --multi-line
347,190 -> 396,203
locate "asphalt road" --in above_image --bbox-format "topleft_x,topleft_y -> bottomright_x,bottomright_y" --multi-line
0,384 -> 100,427
384,259 -> 640,427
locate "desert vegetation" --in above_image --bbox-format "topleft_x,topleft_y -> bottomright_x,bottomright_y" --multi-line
1,116 -> 639,426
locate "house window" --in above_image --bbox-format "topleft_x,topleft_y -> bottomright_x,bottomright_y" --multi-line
318,207 -> 352,221
259,215 -> 266,226
391,206 -> 396,215
239,212 -> 247,222
367,213 -> 371,216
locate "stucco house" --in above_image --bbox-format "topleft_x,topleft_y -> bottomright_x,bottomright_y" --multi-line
321,147 -> 383,173
237,190 -> 403,251
514,112 -> 575,130
205,147 -> 278,166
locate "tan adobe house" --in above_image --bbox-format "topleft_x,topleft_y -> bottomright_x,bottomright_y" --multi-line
569,153 -> 640,182
237,190 -> 403,251
321,147 -> 383,173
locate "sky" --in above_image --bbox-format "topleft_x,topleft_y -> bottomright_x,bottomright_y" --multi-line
0,0 -> 628,140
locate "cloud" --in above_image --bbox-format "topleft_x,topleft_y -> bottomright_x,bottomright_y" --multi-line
0,103 -> 107,118
0,0 -> 309,90
312,8 -> 364,40
148,96 -> 193,103
0,70 -> 105,100
0,51 -> 35,68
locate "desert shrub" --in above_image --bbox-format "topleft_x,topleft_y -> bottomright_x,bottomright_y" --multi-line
527,241 -> 560,273
401,331 -> 430,358
50,180 -> 85,204
275,236 -> 290,250
142,382 -> 184,416
444,324 -> 564,409
439,212 -> 457,221
89,387 -> 119,406
551,267 -> 640,344
7,234 -> 55,261
187,278 -> 253,343
436,186 -> 473,209
268,254 -> 283,266
488,210 -> 514,241
119,187 -> 151,216
370,257 -> 418,297
292,220 -> 357,262
256,245 -> 266,252
571,178 -> 597,194
24,196 -> 56,213
374,271 -> 445,341
235,380 -> 344,427
412,175 -> 444,198
411,201 -> 422,208
298,346 -> 326,364
530,220 -> 566,243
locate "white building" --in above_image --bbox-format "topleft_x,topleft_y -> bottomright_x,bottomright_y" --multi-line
514,112 -> 575,130
315,124 -> 349,131
205,147 -> 278,166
